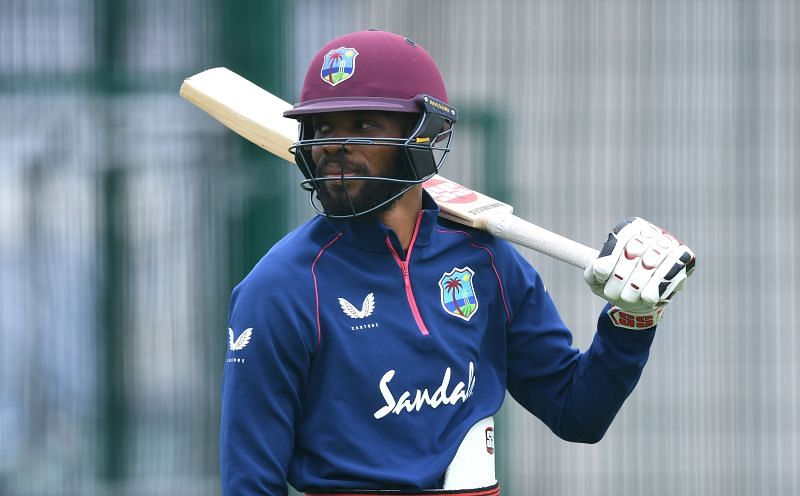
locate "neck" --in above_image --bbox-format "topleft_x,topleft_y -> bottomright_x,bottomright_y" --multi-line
377,185 -> 423,251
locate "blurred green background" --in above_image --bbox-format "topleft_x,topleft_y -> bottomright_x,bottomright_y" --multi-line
1,1 -> 798,495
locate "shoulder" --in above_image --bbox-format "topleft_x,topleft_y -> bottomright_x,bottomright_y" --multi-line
435,217 -> 528,263
434,217 -> 493,244
234,216 -> 340,300
434,216 -> 547,290
228,216 -> 342,350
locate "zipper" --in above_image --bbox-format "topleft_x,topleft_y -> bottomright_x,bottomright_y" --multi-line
385,212 -> 429,336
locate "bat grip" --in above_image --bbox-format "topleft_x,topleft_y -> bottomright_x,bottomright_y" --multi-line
485,214 -> 600,269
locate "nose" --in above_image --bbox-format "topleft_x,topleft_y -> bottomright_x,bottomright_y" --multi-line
322,141 -> 346,155
311,135 -> 348,169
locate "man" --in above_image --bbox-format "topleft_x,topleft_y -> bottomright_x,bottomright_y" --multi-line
220,30 -> 695,496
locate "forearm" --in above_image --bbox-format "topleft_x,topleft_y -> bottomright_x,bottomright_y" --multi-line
552,309 -> 656,442
507,305 -> 656,444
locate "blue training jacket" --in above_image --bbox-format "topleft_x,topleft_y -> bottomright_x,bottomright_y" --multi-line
221,192 -> 657,495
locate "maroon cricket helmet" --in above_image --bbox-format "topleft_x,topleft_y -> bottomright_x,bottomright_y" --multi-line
283,30 -> 458,219
283,30 -> 449,118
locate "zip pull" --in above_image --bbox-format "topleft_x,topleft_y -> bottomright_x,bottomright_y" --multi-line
400,262 -> 409,278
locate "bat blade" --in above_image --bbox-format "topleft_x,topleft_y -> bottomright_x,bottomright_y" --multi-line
179,67 -> 599,269
179,67 -> 297,162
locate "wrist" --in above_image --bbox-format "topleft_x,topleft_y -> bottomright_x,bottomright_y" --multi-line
607,305 -> 664,330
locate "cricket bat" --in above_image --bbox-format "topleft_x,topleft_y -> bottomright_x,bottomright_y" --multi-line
179,67 -> 599,269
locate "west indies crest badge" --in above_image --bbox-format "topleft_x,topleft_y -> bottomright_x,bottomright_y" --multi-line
438,267 -> 478,321
320,47 -> 359,86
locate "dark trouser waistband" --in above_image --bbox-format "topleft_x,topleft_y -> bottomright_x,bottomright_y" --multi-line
306,482 -> 500,496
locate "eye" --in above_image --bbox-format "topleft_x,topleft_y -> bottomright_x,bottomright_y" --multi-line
355,119 -> 377,131
313,121 -> 331,137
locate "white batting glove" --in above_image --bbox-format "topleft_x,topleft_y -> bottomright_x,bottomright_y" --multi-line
584,217 -> 696,330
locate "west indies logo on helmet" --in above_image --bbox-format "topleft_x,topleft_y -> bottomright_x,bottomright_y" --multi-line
284,30 -> 458,219
320,47 -> 359,86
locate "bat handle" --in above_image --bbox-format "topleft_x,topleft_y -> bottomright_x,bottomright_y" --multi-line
484,214 -> 600,269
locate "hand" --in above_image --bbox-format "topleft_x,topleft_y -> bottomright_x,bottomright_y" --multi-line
584,217 -> 696,329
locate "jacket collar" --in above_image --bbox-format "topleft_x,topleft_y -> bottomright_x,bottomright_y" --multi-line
323,190 -> 440,253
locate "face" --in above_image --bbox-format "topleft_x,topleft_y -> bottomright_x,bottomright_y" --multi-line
309,111 -> 417,217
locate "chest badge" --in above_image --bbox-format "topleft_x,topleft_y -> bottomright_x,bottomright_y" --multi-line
438,267 -> 478,321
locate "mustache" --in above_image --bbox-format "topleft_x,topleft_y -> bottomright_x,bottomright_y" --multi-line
315,157 -> 367,176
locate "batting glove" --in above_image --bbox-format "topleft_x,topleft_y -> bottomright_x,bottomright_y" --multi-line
584,217 -> 696,330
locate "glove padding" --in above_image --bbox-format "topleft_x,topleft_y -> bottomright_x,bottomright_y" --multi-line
584,217 -> 696,330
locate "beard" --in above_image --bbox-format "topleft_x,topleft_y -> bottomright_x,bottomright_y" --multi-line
314,156 -> 411,218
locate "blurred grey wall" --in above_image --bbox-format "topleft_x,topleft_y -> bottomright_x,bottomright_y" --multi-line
1,1 -> 798,495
